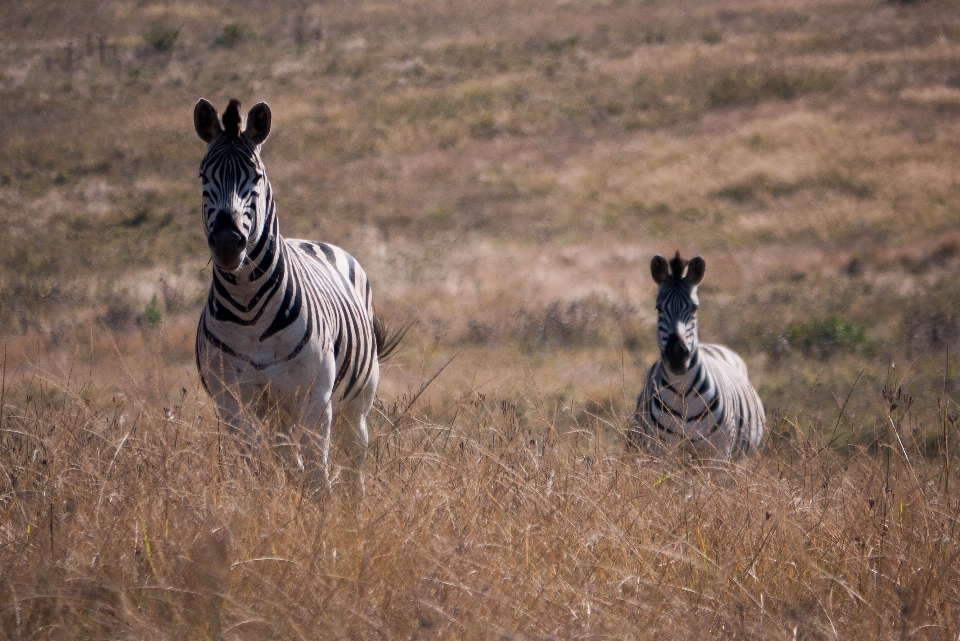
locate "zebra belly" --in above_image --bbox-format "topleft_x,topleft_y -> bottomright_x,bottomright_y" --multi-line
199,334 -> 337,421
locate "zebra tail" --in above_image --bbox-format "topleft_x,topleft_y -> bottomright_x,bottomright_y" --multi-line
373,314 -> 409,362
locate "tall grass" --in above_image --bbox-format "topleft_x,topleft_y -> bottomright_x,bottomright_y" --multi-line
2,0 -> 960,636
1,354 -> 958,639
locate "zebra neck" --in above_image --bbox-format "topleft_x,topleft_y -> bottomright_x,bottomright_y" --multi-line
210,205 -> 283,307
659,350 -> 702,391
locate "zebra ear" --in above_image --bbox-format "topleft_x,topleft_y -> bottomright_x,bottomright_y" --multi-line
244,102 -> 271,145
651,255 -> 670,284
685,256 -> 706,286
194,99 -> 223,143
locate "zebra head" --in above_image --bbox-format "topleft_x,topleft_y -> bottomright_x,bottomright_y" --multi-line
194,98 -> 272,272
651,251 -> 706,376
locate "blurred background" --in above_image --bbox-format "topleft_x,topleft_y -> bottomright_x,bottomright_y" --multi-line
1,1 -> 958,423
2,0 -> 959,440
2,1 -> 960,638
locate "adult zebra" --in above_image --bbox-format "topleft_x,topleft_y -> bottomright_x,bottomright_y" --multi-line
629,252 -> 764,458
193,98 -> 400,494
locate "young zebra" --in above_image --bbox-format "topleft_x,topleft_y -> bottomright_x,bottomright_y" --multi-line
629,252 -> 764,458
193,98 -> 400,494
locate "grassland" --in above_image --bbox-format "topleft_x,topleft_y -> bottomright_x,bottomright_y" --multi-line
1,0 -> 960,637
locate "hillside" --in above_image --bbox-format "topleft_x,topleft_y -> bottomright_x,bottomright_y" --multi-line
1,0 -> 959,637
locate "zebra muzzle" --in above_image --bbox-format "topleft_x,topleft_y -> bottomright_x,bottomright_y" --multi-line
209,228 -> 247,270
664,333 -> 691,375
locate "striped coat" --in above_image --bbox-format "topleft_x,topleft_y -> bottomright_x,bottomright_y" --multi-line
630,252 -> 764,458
193,99 -> 399,494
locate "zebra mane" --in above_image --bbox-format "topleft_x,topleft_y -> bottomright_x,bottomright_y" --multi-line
223,99 -> 243,139
669,250 -> 688,280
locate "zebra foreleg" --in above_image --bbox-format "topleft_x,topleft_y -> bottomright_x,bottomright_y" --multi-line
212,390 -> 265,469
289,389 -> 334,496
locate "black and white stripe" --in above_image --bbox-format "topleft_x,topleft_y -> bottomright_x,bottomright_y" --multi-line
193,99 -> 400,493
630,252 -> 764,458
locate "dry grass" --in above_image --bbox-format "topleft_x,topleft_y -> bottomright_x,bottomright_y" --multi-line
1,354 -> 959,639
2,0 -> 960,637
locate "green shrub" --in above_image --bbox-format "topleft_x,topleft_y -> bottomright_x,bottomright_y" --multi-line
706,66 -> 841,108
142,26 -> 179,53
138,294 -> 162,329
784,315 -> 873,357
215,23 -> 245,48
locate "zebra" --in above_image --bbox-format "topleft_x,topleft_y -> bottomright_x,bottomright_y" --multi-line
193,98 -> 401,494
629,251 -> 764,458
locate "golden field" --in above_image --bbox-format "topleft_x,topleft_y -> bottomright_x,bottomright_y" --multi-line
1,0 -> 959,637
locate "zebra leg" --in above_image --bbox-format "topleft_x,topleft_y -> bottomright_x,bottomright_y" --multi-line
265,353 -> 337,495
212,390 -> 264,466
332,359 -> 378,500
279,377 -> 334,495
295,395 -> 333,495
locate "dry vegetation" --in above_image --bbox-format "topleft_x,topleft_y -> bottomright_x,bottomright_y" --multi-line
1,0 -> 960,638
